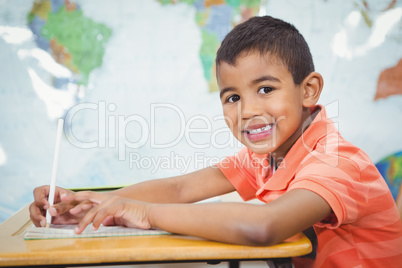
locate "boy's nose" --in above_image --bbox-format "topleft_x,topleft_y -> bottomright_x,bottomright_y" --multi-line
240,99 -> 263,120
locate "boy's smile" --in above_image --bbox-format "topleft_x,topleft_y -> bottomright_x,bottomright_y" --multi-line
243,123 -> 274,142
218,51 -> 311,158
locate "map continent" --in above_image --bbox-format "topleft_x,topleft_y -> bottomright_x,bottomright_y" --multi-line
159,0 -> 261,92
375,59 -> 402,100
27,0 -> 112,88
376,151 -> 402,200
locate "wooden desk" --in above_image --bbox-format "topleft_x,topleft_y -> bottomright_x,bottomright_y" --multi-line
0,205 -> 312,267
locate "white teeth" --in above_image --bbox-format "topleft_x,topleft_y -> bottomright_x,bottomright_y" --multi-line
247,125 -> 272,134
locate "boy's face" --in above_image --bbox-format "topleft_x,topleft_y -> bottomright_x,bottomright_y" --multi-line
218,51 -> 307,156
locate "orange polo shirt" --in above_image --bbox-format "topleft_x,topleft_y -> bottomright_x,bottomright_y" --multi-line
217,105 -> 402,268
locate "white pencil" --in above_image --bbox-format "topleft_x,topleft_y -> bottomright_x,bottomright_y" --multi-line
45,118 -> 64,227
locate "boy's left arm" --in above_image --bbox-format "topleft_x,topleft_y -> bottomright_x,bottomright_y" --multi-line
64,188 -> 331,246
150,188 -> 332,246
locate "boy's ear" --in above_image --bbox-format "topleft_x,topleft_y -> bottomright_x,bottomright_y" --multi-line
302,72 -> 323,108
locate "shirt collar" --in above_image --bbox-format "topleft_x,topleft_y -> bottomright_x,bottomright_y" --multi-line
256,105 -> 338,192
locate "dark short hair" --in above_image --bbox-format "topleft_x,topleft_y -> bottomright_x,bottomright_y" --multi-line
216,16 -> 314,85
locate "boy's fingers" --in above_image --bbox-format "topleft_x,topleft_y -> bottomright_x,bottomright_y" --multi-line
50,201 -> 75,216
69,202 -> 94,215
74,199 -> 112,234
102,216 -> 116,226
92,207 -> 113,230
29,202 -> 46,227
62,191 -> 105,204
53,187 -> 74,203
74,207 -> 98,234
33,186 -> 50,208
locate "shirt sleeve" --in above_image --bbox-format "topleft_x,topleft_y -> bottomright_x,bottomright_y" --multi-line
288,154 -> 365,229
216,147 -> 258,201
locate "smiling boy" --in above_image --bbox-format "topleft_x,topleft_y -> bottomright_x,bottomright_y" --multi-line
30,16 -> 402,267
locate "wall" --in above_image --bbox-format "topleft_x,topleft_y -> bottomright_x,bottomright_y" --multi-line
0,0 -> 401,222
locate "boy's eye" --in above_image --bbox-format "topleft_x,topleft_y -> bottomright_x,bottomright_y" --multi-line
258,87 -> 274,94
227,94 -> 240,103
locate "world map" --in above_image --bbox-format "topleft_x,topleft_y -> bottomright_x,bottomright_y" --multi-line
0,0 -> 401,223
28,0 -> 261,99
26,0 -> 402,100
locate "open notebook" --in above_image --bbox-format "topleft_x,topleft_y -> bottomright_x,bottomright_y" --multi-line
24,224 -> 170,240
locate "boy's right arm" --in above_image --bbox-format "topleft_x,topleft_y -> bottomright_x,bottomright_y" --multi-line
113,166 -> 235,203
29,166 -> 235,226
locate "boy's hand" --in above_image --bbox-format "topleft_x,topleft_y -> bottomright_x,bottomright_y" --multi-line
61,191 -> 152,234
29,186 -> 95,227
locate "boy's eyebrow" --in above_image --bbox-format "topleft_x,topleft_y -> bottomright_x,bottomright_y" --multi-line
219,87 -> 235,99
251,75 -> 281,85
219,75 -> 281,99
